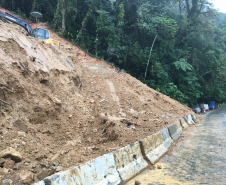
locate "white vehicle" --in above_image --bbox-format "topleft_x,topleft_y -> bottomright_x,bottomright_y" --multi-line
204,104 -> 209,111
200,104 -> 209,112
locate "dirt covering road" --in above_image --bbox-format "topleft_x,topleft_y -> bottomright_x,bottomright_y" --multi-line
0,21 -> 194,184
128,109 -> 226,185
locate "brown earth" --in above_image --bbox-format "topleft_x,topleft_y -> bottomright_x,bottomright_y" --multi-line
0,21 -> 196,184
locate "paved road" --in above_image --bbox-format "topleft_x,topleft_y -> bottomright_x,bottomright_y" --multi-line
127,108 -> 226,185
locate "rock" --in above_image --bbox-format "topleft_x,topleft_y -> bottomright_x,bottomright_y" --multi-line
30,169 -> 37,173
0,147 -> 22,162
79,156 -> 84,163
0,168 -> 9,175
13,165 -> 19,170
90,99 -> 95,103
135,180 -> 141,185
157,164 -> 162,169
25,159 -> 31,163
20,171 -> 34,184
108,130 -> 118,141
48,167 -> 55,176
40,162 -> 48,168
13,120 -> 28,132
3,158 -> 15,169
52,162 -> 58,166
101,128 -> 106,134
53,97 -> 61,105
37,170 -> 50,180
55,166 -> 63,172
87,137 -> 92,142
2,179 -> 13,184
0,158 -> 5,165
99,99 -> 106,103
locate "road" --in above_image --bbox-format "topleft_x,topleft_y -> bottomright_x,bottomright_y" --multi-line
127,108 -> 226,185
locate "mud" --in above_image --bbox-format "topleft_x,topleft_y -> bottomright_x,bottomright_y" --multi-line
0,21 -> 196,184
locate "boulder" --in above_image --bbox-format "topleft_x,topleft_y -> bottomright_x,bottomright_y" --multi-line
0,168 -> 9,175
20,171 -> 34,184
0,148 -> 22,162
37,170 -> 50,180
3,158 -> 15,169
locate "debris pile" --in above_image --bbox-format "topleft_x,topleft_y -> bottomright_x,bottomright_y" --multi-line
0,22 -> 193,184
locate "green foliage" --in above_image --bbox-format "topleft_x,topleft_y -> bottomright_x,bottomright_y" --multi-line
163,83 -> 188,104
174,59 -> 193,71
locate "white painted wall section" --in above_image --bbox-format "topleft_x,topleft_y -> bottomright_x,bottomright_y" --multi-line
168,120 -> 183,140
141,128 -> 173,165
113,141 -> 148,182
35,153 -> 121,185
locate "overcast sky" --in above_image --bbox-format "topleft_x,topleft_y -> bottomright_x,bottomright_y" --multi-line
212,0 -> 226,13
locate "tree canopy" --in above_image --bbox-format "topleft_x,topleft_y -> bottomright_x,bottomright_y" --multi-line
1,0 -> 226,107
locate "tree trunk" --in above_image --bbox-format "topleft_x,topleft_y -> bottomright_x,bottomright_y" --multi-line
76,7 -> 94,41
191,0 -> 198,19
62,6 -> 66,33
95,34 -> 98,57
179,0 -> 181,14
145,35 -> 157,80
185,0 -> 190,18
0,0 -> 5,6
11,0 -> 13,9
31,0 -> 36,12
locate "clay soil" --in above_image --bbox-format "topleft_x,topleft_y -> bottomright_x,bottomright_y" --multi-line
0,21 -> 195,184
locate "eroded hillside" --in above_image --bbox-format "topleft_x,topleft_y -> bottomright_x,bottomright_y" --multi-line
0,21 -> 194,184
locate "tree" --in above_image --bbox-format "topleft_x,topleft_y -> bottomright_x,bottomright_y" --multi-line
2,0 -> 226,106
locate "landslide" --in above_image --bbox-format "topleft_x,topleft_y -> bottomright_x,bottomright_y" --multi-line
0,21 -> 194,184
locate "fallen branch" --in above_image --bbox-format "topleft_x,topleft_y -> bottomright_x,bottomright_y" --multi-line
19,62 -> 30,75
26,68 -> 35,74
0,99 -> 12,107
0,86 -> 14,93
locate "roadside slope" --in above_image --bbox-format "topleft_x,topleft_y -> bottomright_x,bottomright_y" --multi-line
0,22 -> 193,183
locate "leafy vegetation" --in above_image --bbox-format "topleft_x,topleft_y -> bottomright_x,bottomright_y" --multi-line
1,0 -> 226,107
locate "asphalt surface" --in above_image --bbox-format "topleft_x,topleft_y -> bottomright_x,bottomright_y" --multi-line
127,108 -> 226,185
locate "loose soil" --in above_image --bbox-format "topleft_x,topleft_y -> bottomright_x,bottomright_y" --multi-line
0,21 -> 196,184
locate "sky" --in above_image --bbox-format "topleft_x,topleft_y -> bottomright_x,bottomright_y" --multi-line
212,0 -> 226,13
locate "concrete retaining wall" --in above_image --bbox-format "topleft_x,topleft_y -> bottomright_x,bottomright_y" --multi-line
35,115 -> 195,185
113,141 -> 148,182
191,114 -> 196,123
184,115 -> 195,125
168,120 -> 183,140
180,118 -> 189,129
160,128 -> 174,150
140,128 -> 173,165
35,153 -> 121,185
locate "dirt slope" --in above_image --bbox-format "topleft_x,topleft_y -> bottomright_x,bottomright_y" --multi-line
0,21 -> 194,184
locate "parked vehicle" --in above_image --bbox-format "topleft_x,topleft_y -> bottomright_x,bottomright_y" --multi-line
200,104 -> 209,112
193,105 -> 201,114
208,101 -> 216,110
204,104 -> 209,111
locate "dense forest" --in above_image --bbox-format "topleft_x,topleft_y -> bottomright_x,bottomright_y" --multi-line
1,0 -> 226,107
